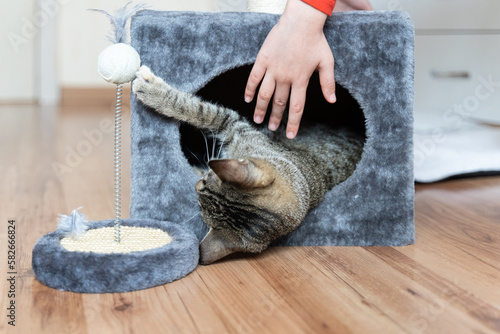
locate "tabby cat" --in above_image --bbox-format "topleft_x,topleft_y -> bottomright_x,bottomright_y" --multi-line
133,66 -> 364,265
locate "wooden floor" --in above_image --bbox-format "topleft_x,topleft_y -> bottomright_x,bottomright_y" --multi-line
1,105 -> 499,334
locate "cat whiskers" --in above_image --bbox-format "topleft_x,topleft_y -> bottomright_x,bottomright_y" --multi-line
210,129 -> 216,162
181,210 -> 202,224
217,134 -> 226,160
201,130 -> 211,165
201,129 -> 225,164
186,147 -> 209,170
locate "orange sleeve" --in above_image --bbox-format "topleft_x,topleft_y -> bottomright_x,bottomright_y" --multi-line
301,0 -> 336,16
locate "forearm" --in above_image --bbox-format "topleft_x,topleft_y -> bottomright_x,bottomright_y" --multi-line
281,0 -> 328,32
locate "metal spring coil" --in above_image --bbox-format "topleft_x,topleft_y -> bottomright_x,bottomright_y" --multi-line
114,84 -> 123,243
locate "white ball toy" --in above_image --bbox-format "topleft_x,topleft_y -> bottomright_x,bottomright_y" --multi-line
98,43 -> 141,84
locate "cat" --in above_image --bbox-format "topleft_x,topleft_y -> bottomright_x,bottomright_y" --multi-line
133,65 -> 364,265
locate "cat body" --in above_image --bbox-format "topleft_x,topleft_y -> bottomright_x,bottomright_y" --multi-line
133,66 -> 364,264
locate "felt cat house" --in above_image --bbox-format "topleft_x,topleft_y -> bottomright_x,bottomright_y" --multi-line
129,10 -> 415,246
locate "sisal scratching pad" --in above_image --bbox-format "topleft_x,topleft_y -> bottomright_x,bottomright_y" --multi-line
61,226 -> 172,254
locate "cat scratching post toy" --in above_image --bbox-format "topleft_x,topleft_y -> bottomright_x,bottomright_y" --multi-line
32,4 -> 199,293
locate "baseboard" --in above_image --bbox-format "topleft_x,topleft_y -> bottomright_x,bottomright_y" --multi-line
60,85 -> 132,109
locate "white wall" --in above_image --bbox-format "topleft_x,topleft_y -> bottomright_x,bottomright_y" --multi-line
0,0 -> 247,103
0,1 -> 36,102
57,0 -> 226,88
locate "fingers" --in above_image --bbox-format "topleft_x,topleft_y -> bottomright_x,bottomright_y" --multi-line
247,68 -> 290,130
245,60 -> 266,104
254,74 -> 276,124
286,83 -> 308,139
269,84 -> 290,131
318,55 -> 336,104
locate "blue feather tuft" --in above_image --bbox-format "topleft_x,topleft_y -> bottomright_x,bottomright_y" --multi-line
57,207 -> 89,239
89,2 -> 148,44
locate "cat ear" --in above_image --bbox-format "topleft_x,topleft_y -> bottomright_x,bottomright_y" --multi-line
199,228 -> 242,265
208,158 -> 275,189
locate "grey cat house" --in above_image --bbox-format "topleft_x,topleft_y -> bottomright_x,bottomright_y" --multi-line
129,10 -> 415,247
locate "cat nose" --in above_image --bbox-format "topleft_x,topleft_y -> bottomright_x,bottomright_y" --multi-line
196,179 -> 206,192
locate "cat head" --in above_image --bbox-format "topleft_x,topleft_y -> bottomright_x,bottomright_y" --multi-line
196,158 -> 300,265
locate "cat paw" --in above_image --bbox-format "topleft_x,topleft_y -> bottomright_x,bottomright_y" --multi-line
136,65 -> 155,82
132,66 -> 169,108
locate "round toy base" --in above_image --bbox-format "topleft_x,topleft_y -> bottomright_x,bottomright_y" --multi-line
32,219 -> 199,293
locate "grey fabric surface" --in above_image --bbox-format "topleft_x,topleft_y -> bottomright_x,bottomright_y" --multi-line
32,219 -> 199,293
129,10 -> 415,246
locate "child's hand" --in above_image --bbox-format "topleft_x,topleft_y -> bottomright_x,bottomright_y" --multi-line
244,0 -> 336,139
